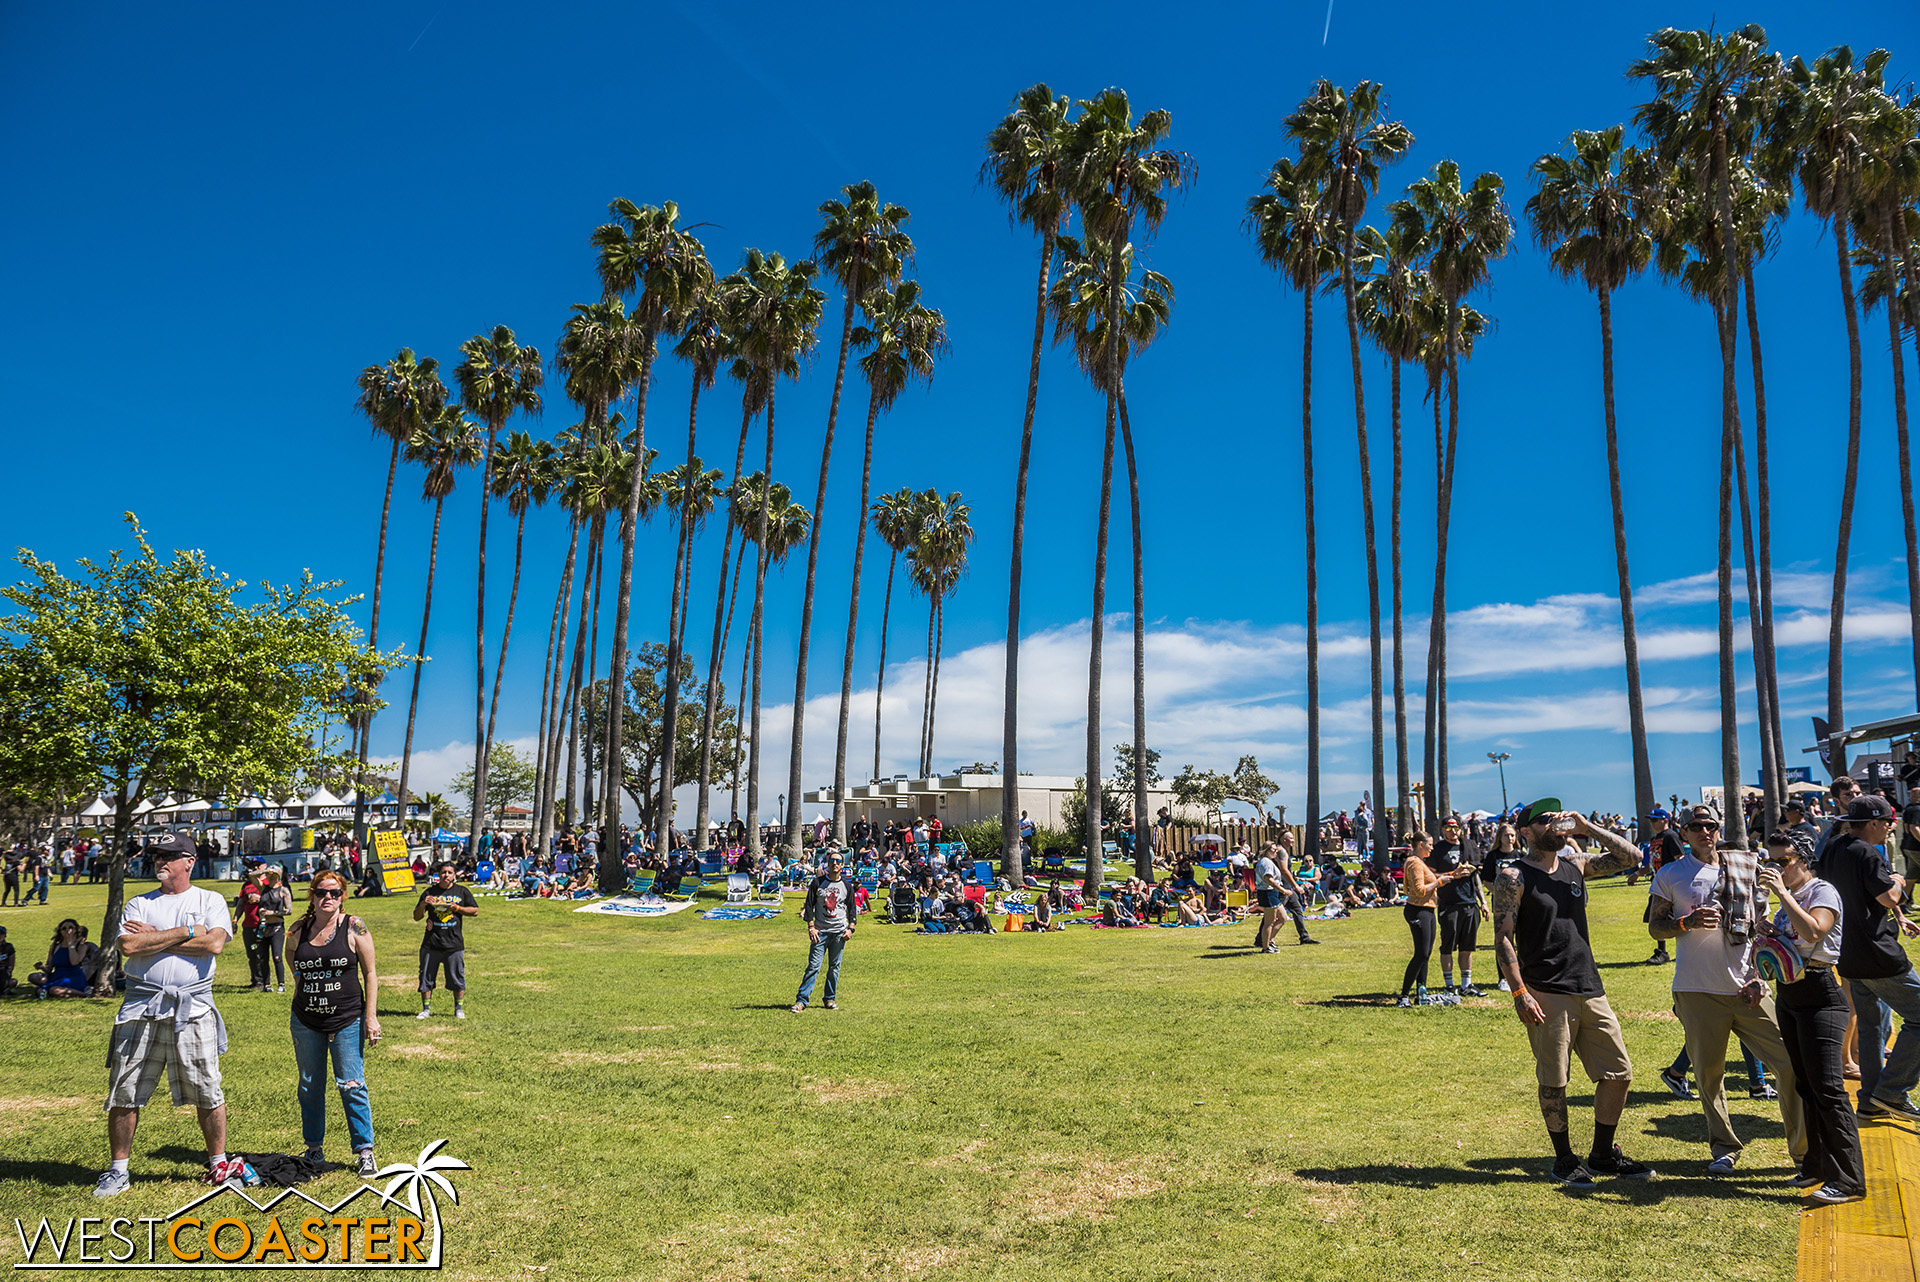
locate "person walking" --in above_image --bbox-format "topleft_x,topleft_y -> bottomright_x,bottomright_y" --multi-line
1431,816 -> 1488,995
1253,842 -> 1318,951
413,863 -> 478,1021
1490,797 -> 1651,1189
1823,793 -> 1920,1123
792,851 -> 859,1013
1647,804 -> 1806,1175
287,868 -> 382,1176
2,849 -> 21,907
258,867 -> 292,994
1758,828 -> 1864,1205
27,845 -> 49,904
93,831 -> 240,1198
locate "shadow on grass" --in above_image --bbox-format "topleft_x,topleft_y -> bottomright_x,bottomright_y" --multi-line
1596,959 -> 1666,971
1298,1156 -> 1805,1203
735,1003 -> 804,1011
1293,993 -> 1402,1007
0,1158 -> 101,1188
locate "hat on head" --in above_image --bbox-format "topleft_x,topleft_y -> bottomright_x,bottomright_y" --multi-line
148,831 -> 197,862
1681,805 -> 1720,827
1781,797 -> 1806,814
1647,807 -> 1671,820
1516,798 -> 1563,826
1848,794 -> 1896,823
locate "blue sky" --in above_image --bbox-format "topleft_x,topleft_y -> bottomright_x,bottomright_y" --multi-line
4,0 -> 1918,821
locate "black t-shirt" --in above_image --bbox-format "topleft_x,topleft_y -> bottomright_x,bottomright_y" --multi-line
1902,804 -> 1920,859
418,883 -> 477,951
1825,834 -> 1909,979
1513,858 -> 1603,997
1429,841 -> 1482,908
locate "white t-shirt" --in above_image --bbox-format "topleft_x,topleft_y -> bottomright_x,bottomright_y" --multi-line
1650,855 -> 1765,994
118,885 -> 233,1023
1773,877 -> 1844,969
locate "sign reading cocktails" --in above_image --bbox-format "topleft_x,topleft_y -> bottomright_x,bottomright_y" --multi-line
12,1142 -> 467,1270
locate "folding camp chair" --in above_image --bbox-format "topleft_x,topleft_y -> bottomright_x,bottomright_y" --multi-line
971,860 -> 994,885
725,874 -> 751,904
627,869 -> 657,898
666,876 -> 703,901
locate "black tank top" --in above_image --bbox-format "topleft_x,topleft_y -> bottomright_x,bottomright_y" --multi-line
1515,859 -> 1603,996
292,916 -> 365,1033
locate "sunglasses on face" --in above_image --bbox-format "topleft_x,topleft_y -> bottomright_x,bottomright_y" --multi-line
1686,822 -> 1720,832
314,888 -> 344,899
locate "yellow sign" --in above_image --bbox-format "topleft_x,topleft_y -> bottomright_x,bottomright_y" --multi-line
374,830 -> 415,893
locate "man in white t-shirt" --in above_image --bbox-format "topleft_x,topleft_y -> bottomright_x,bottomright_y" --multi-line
1647,805 -> 1807,1175
93,831 -> 239,1198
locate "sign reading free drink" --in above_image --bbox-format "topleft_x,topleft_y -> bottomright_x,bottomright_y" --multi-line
374,831 -> 415,893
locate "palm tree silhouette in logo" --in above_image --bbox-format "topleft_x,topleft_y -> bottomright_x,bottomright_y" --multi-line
377,1140 -> 470,1232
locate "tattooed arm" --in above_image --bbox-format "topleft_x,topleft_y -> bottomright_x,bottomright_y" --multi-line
1647,891 -> 1717,940
1492,867 -> 1543,1025
1566,815 -> 1641,879
349,916 -> 382,1041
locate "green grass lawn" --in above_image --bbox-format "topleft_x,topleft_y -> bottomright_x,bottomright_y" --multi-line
0,875 -> 1815,1281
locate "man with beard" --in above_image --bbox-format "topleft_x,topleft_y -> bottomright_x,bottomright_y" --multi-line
1491,798 -> 1651,1190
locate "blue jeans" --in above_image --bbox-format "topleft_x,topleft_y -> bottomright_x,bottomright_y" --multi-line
795,933 -> 846,1006
290,1016 -> 374,1153
1849,967 -> 1920,1109
32,874 -> 48,903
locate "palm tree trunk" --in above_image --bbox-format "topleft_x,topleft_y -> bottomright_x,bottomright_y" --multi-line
1302,286 -> 1321,865
1340,231 -> 1389,863
483,506 -> 529,785
1118,389 -> 1150,881
395,495 -> 447,838
833,385 -> 882,847
1086,392 -> 1116,897
1732,370 -> 1778,831
928,595 -> 946,775
1390,358 -> 1409,840
1422,382 -> 1441,833
734,582 -> 754,825
535,518 -> 581,854
467,422 -> 501,855
599,341 -> 655,889
785,295 -> 856,858
1709,125 -> 1749,847
919,594 -> 936,776
1002,232 -> 1054,886
578,517 -> 609,829
1743,263 -> 1789,806
1883,212 -> 1920,711
353,437 -> 403,842
745,390 -> 777,858
1597,289 -> 1656,828
1429,310 -> 1465,826
559,520 -> 600,831
874,550 -> 899,783
1826,210 -> 1864,780
695,400 -> 757,850
656,374 -> 705,857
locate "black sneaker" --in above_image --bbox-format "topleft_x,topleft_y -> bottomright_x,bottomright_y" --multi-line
1586,1145 -> 1653,1179
1459,983 -> 1486,997
355,1149 -> 377,1178
1659,1068 -> 1696,1100
1648,946 -> 1670,965
1298,936 -> 1320,945
1550,1156 -> 1597,1191
1806,1184 -> 1866,1206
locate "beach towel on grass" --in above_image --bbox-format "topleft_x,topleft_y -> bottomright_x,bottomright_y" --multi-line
698,904 -> 782,921
574,896 -> 698,918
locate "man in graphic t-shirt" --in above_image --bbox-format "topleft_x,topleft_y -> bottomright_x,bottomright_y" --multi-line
413,863 -> 479,1021
93,831 -> 239,1198
792,851 -> 858,1013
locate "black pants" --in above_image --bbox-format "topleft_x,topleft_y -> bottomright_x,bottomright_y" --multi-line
1778,969 -> 1865,1195
1402,905 -> 1436,996
245,926 -> 269,988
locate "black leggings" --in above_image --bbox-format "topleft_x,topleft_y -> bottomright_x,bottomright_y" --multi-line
1402,905 -> 1436,996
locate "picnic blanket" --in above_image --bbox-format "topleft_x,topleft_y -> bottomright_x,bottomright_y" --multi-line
573,896 -> 698,918
698,904 -> 782,921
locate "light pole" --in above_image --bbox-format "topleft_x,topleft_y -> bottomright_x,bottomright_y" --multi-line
778,794 -> 786,827
1487,752 -> 1511,814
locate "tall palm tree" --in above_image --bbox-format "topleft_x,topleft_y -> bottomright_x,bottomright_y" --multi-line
1634,25 -> 1779,839
652,456 -> 723,827
870,487 -> 924,783
1526,125 -> 1659,829
788,182 -> 914,857
724,474 -> 811,825
454,326 -> 544,855
1288,79 -> 1413,864
1247,156 -> 1334,862
1063,88 -> 1194,894
352,349 -> 447,840
1354,223 -> 1426,840
1393,160 -> 1513,826
394,404 -> 480,829
908,492 -> 974,776
832,281 -> 948,841
716,251 -> 824,855
1047,232 -> 1174,879
482,431 -> 556,777
982,83 -> 1075,883
532,435 -> 587,856
591,201 -> 712,883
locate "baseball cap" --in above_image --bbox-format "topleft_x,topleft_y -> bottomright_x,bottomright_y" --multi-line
1681,805 -> 1720,827
1847,794 -> 1896,822
1516,798 -> 1563,826
148,831 -> 197,862
1647,806 -> 1671,820
1781,797 -> 1806,814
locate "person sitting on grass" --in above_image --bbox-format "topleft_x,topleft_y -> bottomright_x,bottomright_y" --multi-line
1177,888 -> 1213,926
954,896 -> 994,933
30,918 -> 101,997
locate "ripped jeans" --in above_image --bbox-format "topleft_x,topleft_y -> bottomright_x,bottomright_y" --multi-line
290,1015 -> 374,1154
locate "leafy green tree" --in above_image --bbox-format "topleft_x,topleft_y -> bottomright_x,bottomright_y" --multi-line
982,83 -> 1075,888
1170,757 -> 1280,824
0,516 -> 387,953
450,742 -> 538,826
1113,742 -> 1162,787
454,325 -> 544,856
1526,124 -> 1658,829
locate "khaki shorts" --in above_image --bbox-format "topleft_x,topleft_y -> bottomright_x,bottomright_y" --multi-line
1523,991 -> 1633,1088
106,1015 -> 224,1109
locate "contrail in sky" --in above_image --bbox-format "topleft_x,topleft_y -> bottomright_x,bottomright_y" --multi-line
1323,0 -> 1334,43
408,1 -> 449,53
669,0 -> 856,175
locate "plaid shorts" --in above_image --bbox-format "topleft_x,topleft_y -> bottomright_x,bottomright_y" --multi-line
106,1015 -> 225,1109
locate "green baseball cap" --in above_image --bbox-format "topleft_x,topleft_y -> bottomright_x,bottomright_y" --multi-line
1516,798 -> 1564,826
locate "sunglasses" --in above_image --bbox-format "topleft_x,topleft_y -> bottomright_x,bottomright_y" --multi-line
314,887 -> 344,899
1686,822 -> 1720,832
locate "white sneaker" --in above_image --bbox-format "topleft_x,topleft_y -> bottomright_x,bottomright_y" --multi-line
454,1007 -> 466,1020
92,1169 -> 131,1199
415,1009 -> 432,1020
1498,978 -> 1512,993
276,984 -> 284,994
